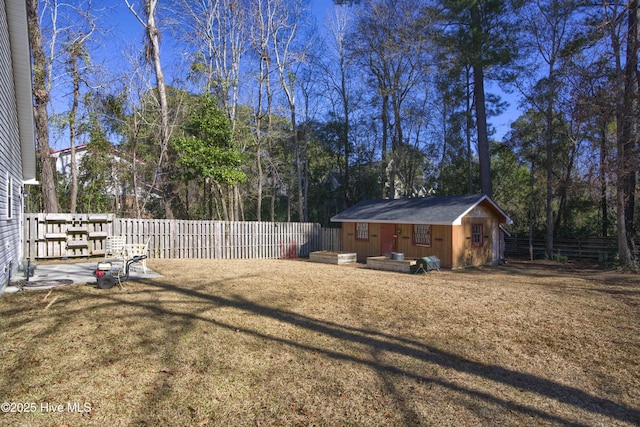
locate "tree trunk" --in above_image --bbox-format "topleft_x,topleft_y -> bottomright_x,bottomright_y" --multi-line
439,97 -> 447,190
291,107 -> 305,221
380,93 -> 389,198
69,49 -> 80,213
471,3 -> 492,199
465,66 -> 473,194
150,3 -> 172,219
341,58 -> 351,208
390,90 -> 404,199
623,0 -> 638,241
600,123 -> 608,237
270,169 -> 276,221
614,43 -> 628,263
545,101 -> 554,258
607,0 -> 635,267
256,139 -> 263,221
555,140 -> 580,232
27,0 -> 59,213
529,160 -> 535,261
131,114 -> 143,218
133,0 -> 174,219
215,182 -> 229,220
616,143 -> 631,266
544,47 -> 557,258
473,63 -> 491,198
255,54 -> 265,221
236,184 -> 244,221
267,58 -> 275,223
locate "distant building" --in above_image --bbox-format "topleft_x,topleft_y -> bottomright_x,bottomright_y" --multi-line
51,144 -> 161,214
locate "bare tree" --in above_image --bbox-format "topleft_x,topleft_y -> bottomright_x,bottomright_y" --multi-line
248,0 -> 274,221
250,0 -> 286,222
126,0 -> 174,219
319,5 -> 355,208
64,8 -> 96,213
349,0 -> 434,199
613,0 -> 639,267
269,0 -> 309,221
576,0 -> 638,267
27,0 -> 60,213
520,0 -> 578,258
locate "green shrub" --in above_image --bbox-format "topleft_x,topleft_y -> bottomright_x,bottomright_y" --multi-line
553,251 -> 568,264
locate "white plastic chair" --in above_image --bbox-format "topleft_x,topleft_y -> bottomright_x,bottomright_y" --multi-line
104,235 -> 126,264
124,239 -> 149,273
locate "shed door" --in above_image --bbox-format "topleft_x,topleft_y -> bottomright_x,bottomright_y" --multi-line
380,224 -> 397,256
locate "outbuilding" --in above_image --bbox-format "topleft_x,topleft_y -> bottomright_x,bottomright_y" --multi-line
330,194 -> 512,269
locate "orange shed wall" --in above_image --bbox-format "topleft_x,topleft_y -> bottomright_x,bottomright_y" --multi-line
341,222 -> 383,262
340,202 -> 502,269
451,205 -> 499,268
396,224 -> 453,269
341,223 -> 454,268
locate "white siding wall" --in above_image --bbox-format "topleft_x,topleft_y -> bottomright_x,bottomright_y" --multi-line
0,0 -> 25,290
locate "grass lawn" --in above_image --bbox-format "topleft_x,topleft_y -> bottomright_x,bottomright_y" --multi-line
0,258 -> 639,426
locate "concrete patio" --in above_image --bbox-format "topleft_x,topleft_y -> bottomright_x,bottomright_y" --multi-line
1,260 -> 161,294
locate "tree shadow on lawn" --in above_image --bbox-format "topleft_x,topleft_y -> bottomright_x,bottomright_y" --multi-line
1,275 -> 638,426
453,261 -> 640,296
121,277 -> 639,426
454,260 -> 599,278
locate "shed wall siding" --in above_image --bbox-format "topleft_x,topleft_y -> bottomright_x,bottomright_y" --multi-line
396,224 -> 453,269
340,202 -> 504,269
342,223 -> 456,268
341,222 -> 383,262
452,206 -> 499,268
0,0 -> 24,289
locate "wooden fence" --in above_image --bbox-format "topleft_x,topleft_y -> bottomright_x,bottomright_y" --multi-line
320,227 -> 342,252
505,235 -> 640,263
24,213 -> 342,260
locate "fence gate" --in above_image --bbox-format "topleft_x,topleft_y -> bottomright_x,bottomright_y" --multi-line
24,213 -> 114,259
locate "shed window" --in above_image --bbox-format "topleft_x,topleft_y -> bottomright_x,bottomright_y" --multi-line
472,223 -> 483,247
355,222 -> 369,240
5,173 -> 13,220
413,224 -> 431,246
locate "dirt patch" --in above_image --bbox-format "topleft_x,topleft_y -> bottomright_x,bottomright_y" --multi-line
0,258 -> 638,426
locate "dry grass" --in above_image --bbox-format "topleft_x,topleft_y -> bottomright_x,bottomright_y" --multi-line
0,258 -> 639,426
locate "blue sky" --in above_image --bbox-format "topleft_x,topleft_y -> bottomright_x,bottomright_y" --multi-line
47,0 -> 519,149
48,0 -> 339,149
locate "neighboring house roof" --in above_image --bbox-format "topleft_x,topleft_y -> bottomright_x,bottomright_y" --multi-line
330,194 -> 512,226
6,0 -> 36,184
51,144 -> 148,171
51,144 -> 161,195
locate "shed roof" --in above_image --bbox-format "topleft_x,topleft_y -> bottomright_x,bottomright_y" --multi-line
330,194 -> 512,226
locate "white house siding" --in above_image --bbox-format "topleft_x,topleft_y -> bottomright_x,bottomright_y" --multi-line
0,0 -> 25,291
